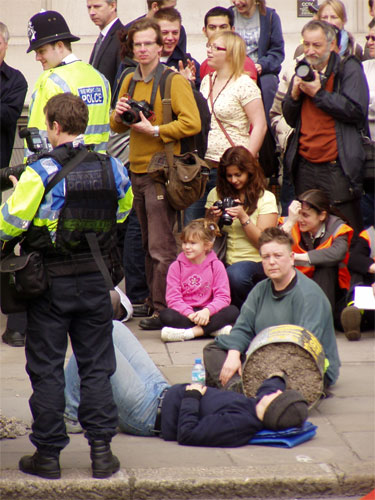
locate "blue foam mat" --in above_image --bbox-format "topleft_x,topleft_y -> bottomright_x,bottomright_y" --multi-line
249,421 -> 317,448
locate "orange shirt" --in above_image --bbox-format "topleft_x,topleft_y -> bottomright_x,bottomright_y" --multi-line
299,73 -> 337,163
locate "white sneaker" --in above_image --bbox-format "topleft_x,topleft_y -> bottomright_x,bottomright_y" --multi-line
210,325 -> 232,337
64,415 -> 83,434
114,286 -> 133,321
161,327 -> 187,342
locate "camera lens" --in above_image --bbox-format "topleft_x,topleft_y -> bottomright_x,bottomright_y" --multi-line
121,109 -> 138,125
295,61 -> 315,82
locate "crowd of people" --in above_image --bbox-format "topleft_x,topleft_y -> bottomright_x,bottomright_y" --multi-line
0,0 -> 374,481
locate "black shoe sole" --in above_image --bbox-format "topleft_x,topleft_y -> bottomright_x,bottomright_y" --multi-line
19,464 -> 61,479
2,334 -> 25,347
92,464 -> 120,478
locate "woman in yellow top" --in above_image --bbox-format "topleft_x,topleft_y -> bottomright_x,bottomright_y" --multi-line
205,146 -> 278,308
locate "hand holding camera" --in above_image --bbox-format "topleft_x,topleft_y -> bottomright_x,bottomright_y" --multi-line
213,197 -> 244,227
292,60 -> 322,99
114,95 -> 155,135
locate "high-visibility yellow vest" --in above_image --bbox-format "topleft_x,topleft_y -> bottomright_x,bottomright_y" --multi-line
27,60 -> 111,155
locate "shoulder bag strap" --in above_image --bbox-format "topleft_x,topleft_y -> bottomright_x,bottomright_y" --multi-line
44,148 -> 89,196
163,71 -> 177,169
209,73 -> 235,148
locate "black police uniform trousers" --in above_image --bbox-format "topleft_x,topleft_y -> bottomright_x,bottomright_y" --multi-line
25,272 -> 118,457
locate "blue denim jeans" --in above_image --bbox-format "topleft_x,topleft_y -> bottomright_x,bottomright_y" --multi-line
226,260 -> 266,309
64,321 -> 170,436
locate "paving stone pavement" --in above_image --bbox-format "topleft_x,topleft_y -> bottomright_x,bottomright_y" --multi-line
0,310 -> 374,499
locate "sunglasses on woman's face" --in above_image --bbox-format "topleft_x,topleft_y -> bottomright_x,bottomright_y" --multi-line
366,35 -> 375,41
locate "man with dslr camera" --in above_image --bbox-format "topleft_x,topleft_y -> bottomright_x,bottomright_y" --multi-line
0,93 -> 133,479
110,18 -> 200,330
282,20 -> 369,235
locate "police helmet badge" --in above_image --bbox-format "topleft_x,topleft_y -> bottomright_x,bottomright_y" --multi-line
27,20 -> 37,42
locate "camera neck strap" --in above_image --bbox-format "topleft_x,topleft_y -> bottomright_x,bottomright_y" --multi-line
127,63 -> 165,111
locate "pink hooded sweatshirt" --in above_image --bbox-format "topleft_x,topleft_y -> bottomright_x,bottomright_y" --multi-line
165,250 -> 231,317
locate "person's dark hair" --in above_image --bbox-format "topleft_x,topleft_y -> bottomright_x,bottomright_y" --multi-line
204,7 -> 234,28
154,7 -> 181,24
217,146 -> 267,216
258,227 -> 294,252
369,18 -> 375,29
125,18 -> 163,55
147,0 -> 169,9
297,189 -> 350,225
369,0 -> 374,8
302,19 -> 337,44
43,93 -> 88,135
118,27 -> 133,59
51,40 -> 72,51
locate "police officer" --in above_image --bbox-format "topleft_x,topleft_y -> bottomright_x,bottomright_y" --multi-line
0,93 -> 133,479
26,10 -> 111,156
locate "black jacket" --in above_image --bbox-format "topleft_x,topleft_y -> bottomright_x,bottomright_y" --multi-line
160,376 -> 286,447
0,61 -> 27,169
282,52 -> 369,198
163,45 -> 201,90
161,384 -> 262,447
90,19 -> 124,92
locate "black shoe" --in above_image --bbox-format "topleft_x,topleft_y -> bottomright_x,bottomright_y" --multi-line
19,451 -> 61,479
139,313 -> 162,330
132,303 -> 153,318
2,328 -> 25,347
90,440 -> 120,479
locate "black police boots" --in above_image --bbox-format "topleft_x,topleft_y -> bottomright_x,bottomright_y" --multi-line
90,440 -> 120,478
19,451 -> 61,479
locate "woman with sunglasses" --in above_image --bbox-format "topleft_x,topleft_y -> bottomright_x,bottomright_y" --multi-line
281,189 -> 353,325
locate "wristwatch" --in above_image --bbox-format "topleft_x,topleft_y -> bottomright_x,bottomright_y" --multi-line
153,125 -> 160,137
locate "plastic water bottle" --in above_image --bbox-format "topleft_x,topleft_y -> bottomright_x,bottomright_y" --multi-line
191,358 -> 205,384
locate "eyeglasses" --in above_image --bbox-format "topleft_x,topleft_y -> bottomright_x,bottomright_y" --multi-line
206,42 -> 227,52
365,35 -> 375,42
133,41 -> 157,49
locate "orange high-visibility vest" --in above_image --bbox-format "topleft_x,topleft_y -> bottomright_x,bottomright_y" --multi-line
359,227 -> 375,260
280,217 -> 353,290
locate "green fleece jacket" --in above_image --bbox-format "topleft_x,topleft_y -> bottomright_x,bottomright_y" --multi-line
216,270 -> 340,385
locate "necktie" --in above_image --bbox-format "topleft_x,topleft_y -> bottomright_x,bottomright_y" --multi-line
91,33 -> 104,66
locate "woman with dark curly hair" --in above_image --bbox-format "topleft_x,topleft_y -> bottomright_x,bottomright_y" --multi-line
205,146 -> 278,308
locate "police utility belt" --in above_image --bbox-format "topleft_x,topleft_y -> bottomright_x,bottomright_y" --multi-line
0,149 -> 115,314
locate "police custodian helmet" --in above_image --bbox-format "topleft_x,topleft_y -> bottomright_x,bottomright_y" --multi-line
27,10 -> 80,53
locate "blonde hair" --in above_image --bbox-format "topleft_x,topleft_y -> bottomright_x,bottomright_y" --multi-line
208,31 -> 246,79
181,219 -> 220,245
318,0 -> 347,24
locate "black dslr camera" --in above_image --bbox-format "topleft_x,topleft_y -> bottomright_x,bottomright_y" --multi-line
295,60 -> 315,82
0,127 -> 49,191
213,197 -> 241,227
121,97 -> 154,126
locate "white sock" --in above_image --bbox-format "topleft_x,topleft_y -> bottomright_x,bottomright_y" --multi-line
183,328 -> 195,340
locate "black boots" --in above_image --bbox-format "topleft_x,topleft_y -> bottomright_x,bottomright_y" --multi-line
90,440 -> 120,479
19,442 -> 119,479
19,451 -> 61,479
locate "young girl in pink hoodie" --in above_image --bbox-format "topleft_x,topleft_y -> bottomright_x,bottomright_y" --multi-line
160,219 -> 239,342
